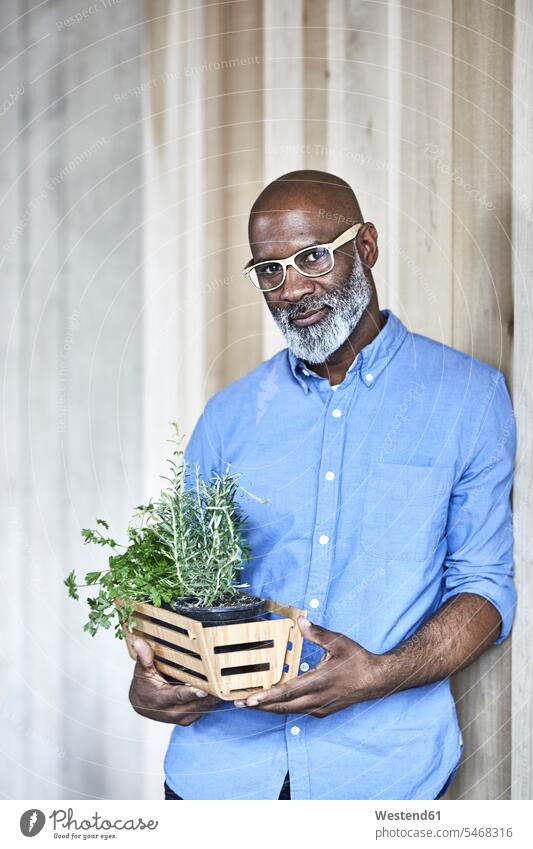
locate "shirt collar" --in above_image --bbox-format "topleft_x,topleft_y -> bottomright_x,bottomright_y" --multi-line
286,308 -> 408,393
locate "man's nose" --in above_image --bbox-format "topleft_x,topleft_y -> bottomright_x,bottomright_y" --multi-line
280,263 -> 316,303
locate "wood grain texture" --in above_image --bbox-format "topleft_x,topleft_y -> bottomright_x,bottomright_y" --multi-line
449,0 -> 514,800
511,0 -> 533,802
396,0 -> 453,343
119,597 -> 306,699
261,0 -> 305,360
3,0 -> 526,802
0,0 -> 146,801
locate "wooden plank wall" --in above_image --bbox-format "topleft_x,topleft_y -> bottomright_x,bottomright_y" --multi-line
511,0 -> 533,803
2,0 -> 528,801
449,0 -> 514,800
154,0 -> 517,801
0,0 -> 146,799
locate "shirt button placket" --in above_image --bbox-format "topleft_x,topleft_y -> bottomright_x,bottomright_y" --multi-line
303,383 -> 352,626
285,717 -> 310,800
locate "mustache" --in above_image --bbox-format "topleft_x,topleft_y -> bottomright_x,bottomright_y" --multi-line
272,296 -> 336,321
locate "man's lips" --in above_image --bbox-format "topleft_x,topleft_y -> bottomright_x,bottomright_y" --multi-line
291,306 -> 328,327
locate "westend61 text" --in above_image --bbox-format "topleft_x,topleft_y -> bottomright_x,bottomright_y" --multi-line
375,810 -> 441,821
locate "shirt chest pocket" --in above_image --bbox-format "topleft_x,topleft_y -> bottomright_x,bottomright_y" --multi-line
360,462 -> 453,562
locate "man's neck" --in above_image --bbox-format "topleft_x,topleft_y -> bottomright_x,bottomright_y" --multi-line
304,305 -> 386,386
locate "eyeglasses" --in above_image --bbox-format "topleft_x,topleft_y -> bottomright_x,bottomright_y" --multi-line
242,222 -> 363,292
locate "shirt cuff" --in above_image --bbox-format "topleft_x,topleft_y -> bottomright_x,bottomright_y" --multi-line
440,581 -> 516,646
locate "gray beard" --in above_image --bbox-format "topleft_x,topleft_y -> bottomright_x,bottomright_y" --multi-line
267,249 -> 372,364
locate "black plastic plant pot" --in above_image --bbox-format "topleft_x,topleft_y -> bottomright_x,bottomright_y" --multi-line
168,593 -> 266,627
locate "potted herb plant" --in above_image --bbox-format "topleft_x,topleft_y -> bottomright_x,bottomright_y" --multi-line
65,424 -> 306,701
65,424 -> 268,636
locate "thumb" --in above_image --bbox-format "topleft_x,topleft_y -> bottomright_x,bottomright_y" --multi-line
133,637 -> 156,670
297,617 -> 344,654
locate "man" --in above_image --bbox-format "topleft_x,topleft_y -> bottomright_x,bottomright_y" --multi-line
130,170 -> 516,800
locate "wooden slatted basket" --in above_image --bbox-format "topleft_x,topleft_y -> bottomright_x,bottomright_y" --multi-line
116,596 -> 306,700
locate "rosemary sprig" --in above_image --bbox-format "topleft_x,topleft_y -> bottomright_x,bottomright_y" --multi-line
65,422 -> 267,637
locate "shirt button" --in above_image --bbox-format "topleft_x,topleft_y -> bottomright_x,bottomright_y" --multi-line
290,725 -> 301,736
332,408 -> 342,418
300,662 -> 310,672
319,534 -> 329,544
309,598 -> 320,609
365,372 -> 374,383
325,470 -> 335,481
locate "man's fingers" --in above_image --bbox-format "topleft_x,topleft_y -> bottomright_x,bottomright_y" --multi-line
236,669 -> 323,708
130,638 -> 213,710
298,618 -> 345,654
130,672 -> 214,710
239,695 -> 324,715
133,638 -> 156,670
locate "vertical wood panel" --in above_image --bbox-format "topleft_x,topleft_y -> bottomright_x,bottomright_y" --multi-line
325,0 -> 391,306
0,0 -> 29,801
62,0 -> 146,801
449,0 -> 514,800
0,0 -> 146,799
262,0 -> 304,359
511,0 -> 533,802
20,1 -> 65,800
396,0 -> 453,343
143,0 -> 205,493
210,0 -> 264,387
303,0 -> 328,168
143,0 -> 209,799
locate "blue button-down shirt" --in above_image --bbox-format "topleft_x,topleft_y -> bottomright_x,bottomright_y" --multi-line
164,308 -> 516,800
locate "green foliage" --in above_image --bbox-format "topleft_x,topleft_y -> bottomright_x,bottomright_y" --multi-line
65,423 -> 267,638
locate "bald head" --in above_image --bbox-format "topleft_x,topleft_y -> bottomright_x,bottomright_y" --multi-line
249,169 -> 363,252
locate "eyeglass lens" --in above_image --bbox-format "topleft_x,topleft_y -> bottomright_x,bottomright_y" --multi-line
251,245 -> 334,291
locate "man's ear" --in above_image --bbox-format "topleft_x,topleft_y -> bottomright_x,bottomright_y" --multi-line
357,222 -> 378,270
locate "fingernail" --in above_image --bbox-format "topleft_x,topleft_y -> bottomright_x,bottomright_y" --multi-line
234,701 -> 246,708
246,698 -> 260,706
193,690 -> 208,698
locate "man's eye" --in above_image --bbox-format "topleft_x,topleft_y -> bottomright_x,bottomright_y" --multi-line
306,247 -> 328,263
259,262 -> 283,276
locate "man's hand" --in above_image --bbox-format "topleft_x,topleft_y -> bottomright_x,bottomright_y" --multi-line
233,594 -> 502,717
234,617 -> 385,717
129,638 -> 220,725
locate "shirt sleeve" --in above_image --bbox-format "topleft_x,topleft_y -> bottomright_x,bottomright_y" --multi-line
441,373 -> 516,645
